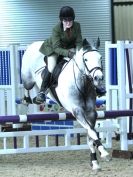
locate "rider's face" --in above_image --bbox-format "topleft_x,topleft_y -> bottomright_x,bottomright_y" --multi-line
62,19 -> 73,30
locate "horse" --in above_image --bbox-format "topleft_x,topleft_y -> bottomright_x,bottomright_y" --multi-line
21,38 -> 110,171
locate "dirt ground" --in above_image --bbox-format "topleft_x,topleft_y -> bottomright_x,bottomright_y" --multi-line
0,140 -> 133,177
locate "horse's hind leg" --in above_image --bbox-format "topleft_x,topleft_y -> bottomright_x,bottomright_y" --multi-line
22,89 -> 32,104
21,74 -> 36,104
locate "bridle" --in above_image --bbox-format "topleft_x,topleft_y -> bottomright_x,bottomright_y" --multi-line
73,49 -> 103,84
82,49 -> 103,81
72,48 -> 103,104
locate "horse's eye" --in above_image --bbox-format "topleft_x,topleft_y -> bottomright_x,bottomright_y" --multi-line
84,59 -> 87,62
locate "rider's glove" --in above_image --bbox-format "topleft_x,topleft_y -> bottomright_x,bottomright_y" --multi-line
68,51 -> 76,59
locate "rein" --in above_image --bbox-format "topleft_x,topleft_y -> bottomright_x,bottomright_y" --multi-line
72,48 -> 103,103
83,49 -> 102,77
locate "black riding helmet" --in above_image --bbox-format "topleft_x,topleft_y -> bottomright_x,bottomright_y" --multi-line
59,6 -> 75,21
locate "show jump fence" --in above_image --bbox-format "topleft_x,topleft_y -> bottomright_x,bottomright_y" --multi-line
105,41 -> 133,151
0,110 -> 125,155
0,41 -> 133,157
0,110 -> 132,155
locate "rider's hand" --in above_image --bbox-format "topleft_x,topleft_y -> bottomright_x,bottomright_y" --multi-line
68,51 -> 76,59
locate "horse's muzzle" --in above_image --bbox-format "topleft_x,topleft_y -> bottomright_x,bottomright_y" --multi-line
93,75 -> 104,87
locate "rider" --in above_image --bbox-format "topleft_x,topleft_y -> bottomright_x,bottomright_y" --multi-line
36,6 -> 105,104
35,6 -> 82,104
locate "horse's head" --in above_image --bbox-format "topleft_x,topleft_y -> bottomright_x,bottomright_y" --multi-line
81,38 -> 104,87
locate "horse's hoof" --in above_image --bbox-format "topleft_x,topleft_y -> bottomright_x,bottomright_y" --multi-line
92,166 -> 101,174
20,99 -> 29,106
105,155 -> 112,161
92,166 -> 101,172
101,153 -> 112,161
90,160 -> 101,172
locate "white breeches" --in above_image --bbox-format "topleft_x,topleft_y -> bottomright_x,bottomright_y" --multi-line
47,54 -> 58,73
47,48 -> 75,73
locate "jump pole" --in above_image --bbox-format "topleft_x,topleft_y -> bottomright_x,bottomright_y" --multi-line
0,110 -> 133,123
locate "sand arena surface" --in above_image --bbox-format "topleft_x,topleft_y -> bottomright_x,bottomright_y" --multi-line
0,140 -> 133,177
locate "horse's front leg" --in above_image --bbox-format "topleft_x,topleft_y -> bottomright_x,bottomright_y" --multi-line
73,107 -> 110,166
88,137 -> 101,171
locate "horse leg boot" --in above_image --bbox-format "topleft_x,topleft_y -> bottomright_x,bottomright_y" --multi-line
93,139 -> 110,161
88,138 -> 101,171
35,70 -> 51,104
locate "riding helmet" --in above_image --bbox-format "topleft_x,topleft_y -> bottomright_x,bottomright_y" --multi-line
59,6 -> 75,21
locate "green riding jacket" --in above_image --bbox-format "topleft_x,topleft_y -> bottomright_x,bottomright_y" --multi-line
39,21 -> 82,57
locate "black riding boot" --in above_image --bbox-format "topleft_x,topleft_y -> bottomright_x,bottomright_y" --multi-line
35,70 -> 51,104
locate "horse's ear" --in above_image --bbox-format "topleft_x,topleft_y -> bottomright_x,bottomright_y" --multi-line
82,38 -> 89,46
82,38 -> 92,50
96,37 -> 100,49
